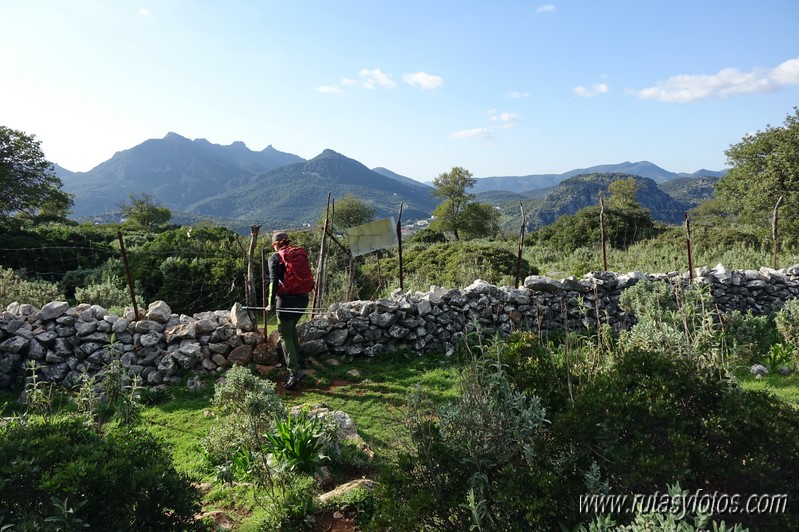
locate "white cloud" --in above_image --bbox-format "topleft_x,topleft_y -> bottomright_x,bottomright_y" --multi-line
359,68 -> 396,89
574,83 -> 609,97
139,7 -> 150,16
451,128 -> 493,139
341,77 -> 358,86
488,111 -> 522,122
403,71 -> 444,89
537,4 -> 556,13
507,91 -> 531,99
315,85 -> 342,94
627,57 -> 799,102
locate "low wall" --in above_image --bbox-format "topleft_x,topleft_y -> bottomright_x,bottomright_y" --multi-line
296,264 -> 799,358
2,264 -> 799,388
0,301 -> 265,389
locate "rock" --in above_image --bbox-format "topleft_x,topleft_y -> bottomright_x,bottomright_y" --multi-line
146,301 -> 172,323
227,345 -> 253,366
318,479 -> 376,505
230,302 -> 255,332
37,301 -> 69,321
0,336 -> 29,354
750,364 -> 769,376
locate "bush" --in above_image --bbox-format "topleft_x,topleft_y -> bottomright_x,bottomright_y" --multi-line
370,350 -> 549,530
495,331 -> 570,413
0,267 -> 63,308
365,240 -> 531,292
721,310 -> 778,365
201,365 -> 285,466
775,298 -> 799,348
547,348 -> 799,530
74,270 -> 143,312
0,417 -> 201,530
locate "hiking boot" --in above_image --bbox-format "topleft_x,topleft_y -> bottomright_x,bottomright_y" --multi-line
284,371 -> 306,390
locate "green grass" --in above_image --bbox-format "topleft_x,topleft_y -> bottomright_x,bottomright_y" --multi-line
735,368 -> 799,408
138,382 -> 218,477
283,351 -> 460,457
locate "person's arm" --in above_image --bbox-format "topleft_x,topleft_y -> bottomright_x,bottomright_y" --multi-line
266,253 -> 281,310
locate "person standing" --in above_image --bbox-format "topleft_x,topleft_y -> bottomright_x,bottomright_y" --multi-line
265,231 -> 314,389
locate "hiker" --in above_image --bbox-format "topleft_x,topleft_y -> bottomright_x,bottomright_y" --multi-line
266,230 -> 314,389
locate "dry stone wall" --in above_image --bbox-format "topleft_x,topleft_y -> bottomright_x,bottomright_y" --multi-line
0,300 -> 264,389
2,264 -> 799,388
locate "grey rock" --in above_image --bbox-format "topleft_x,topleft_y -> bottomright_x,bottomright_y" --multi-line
37,301 -> 69,321
40,362 -> 70,382
0,336 -> 29,354
230,302 -> 254,332
227,345 -> 253,366
146,301 -> 172,323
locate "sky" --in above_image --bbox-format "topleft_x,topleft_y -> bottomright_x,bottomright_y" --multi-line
2,1 -> 798,183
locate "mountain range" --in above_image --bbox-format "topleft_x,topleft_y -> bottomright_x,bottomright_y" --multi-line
56,132 -> 726,231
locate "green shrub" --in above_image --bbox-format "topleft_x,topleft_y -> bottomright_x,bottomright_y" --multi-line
0,267 -> 63,308
201,366 -> 285,466
365,240 -> 531,292
74,271 -> 143,311
776,298 -> 799,347
263,413 -> 329,475
371,349 -> 549,530
0,417 -> 201,530
410,227 -> 447,244
547,348 -> 799,530
495,331 -> 570,412
721,310 -> 778,365
618,279 -> 725,370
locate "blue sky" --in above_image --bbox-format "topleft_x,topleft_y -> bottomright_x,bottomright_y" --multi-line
2,1 -> 798,182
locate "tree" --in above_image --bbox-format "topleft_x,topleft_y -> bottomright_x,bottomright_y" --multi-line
431,166 -> 477,240
606,176 -> 641,210
330,193 -> 376,231
459,202 -> 502,239
119,192 -> 172,228
716,108 -> 799,227
0,126 -> 73,220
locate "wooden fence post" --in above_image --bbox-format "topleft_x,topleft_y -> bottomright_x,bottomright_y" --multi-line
515,202 -> 526,288
117,231 -> 139,321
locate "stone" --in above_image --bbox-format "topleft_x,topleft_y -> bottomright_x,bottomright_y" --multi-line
318,479 -> 376,505
230,302 -> 255,332
164,322 -> 198,343
750,364 -> 769,376
74,320 -> 98,337
298,339 -> 328,356
40,362 -> 70,382
227,345 -> 253,366
112,318 -> 130,334
140,330 -> 163,348
323,329 -> 349,347
0,336 -> 29,354
37,301 -> 69,321
146,301 -> 172,323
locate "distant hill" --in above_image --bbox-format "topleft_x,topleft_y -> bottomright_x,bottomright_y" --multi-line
658,176 -> 719,206
184,150 -> 438,228
472,161 -> 728,194
61,132 -> 305,218
372,167 -> 431,189
53,132 -> 725,231
488,173 -> 693,230
53,164 -> 74,179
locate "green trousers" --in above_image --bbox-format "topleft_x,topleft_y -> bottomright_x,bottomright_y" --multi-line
277,317 -> 301,374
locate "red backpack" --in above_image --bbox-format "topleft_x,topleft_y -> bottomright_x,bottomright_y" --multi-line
277,246 -> 315,295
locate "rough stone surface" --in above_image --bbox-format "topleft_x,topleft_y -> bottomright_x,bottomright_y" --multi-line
4,265 -> 799,389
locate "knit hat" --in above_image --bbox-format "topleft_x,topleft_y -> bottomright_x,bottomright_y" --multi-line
272,231 -> 290,244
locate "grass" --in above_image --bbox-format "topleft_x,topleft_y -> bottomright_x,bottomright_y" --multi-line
735,368 -> 799,408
